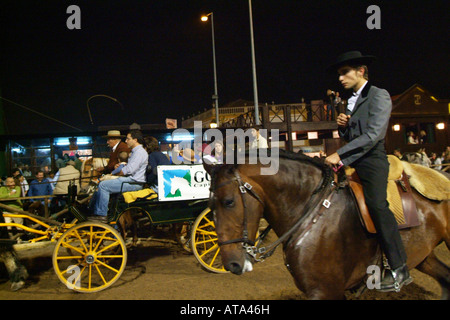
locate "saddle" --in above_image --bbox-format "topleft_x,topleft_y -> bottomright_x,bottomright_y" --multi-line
346,155 -> 421,234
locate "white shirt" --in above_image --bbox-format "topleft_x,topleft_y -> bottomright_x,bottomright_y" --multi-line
347,81 -> 368,113
250,135 -> 268,149
112,141 -> 120,152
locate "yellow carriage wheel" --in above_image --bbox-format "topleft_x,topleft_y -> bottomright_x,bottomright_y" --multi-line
191,208 -> 228,274
52,221 -> 127,293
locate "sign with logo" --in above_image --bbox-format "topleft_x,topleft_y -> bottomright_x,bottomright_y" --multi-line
157,165 -> 211,201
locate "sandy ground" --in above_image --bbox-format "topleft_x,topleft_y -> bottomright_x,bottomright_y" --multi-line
0,229 -> 448,301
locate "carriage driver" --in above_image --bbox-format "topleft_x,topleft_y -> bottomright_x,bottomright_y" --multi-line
324,51 -> 412,292
90,130 -> 148,223
97,130 -> 131,174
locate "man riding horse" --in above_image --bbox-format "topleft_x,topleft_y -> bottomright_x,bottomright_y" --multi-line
324,51 -> 412,292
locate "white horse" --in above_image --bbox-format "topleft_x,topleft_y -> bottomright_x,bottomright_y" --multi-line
80,157 -> 109,193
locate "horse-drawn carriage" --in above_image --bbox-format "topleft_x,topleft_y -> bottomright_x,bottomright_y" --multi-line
0,163 -> 225,293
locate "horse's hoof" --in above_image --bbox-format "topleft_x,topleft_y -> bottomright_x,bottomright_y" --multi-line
11,280 -> 25,291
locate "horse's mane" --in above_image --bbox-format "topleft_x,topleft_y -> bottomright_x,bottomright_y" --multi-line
214,148 -> 334,195
277,149 -> 334,194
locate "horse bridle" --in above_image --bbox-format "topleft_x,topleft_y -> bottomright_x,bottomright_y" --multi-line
212,170 -> 264,248
211,168 -> 339,262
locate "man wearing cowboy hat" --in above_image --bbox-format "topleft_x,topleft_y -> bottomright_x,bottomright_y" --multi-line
324,51 -> 411,292
97,130 -> 131,174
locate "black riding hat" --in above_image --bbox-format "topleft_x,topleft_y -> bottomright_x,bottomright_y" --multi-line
326,51 -> 376,73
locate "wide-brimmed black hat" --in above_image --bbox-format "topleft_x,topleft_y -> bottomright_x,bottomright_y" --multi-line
326,51 -> 376,73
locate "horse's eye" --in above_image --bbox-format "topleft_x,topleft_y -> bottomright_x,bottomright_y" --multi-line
223,198 -> 235,208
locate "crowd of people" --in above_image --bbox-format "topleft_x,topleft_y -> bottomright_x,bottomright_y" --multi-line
393,146 -> 450,171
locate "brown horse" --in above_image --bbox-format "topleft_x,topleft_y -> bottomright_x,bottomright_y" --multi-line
204,150 -> 449,299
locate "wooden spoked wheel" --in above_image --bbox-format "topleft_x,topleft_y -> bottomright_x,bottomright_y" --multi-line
191,208 -> 228,274
52,221 -> 127,293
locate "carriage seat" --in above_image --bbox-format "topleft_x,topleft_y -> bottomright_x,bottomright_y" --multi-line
122,188 -> 158,203
345,155 -> 421,234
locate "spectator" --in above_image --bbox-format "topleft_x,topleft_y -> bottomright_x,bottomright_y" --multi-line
407,131 -> 418,144
393,148 -> 403,159
419,130 -> 427,144
53,161 -> 80,195
430,152 -> 441,170
14,174 -> 29,197
47,172 -> 57,190
74,153 -> 83,172
27,170 -> 53,216
55,154 -> 66,169
249,128 -> 268,149
11,168 -> 22,179
0,177 -> 23,237
22,165 -> 32,177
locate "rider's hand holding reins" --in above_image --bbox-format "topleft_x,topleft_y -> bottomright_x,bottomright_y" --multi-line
336,113 -> 351,127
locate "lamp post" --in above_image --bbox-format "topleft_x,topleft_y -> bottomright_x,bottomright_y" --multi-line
201,12 -> 220,127
248,0 -> 260,126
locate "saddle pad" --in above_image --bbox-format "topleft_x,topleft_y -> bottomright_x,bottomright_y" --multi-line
401,161 -> 450,201
386,180 -> 406,225
123,189 -> 157,203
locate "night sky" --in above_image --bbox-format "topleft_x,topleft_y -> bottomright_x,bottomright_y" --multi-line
0,0 -> 448,135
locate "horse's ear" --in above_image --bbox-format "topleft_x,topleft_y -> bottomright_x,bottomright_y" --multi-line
203,161 -> 216,175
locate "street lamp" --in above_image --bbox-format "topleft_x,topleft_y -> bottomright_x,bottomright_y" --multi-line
248,0 -> 260,126
201,12 -> 220,126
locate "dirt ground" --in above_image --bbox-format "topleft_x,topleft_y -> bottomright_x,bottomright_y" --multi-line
0,230 -> 448,301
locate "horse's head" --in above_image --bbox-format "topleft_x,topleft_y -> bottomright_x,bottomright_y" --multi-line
204,162 -> 265,275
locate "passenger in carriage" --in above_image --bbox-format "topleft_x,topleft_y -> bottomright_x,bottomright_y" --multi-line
90,130 -> 148,223
96,130 -> 131,174
144,136 -> 170,192
97,151 -> 129,182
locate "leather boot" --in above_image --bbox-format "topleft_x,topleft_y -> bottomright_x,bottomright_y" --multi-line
378,264 -> 413,292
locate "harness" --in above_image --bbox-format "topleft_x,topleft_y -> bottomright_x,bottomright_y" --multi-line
211,169 -> 340,263
213,171 -> 264,248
